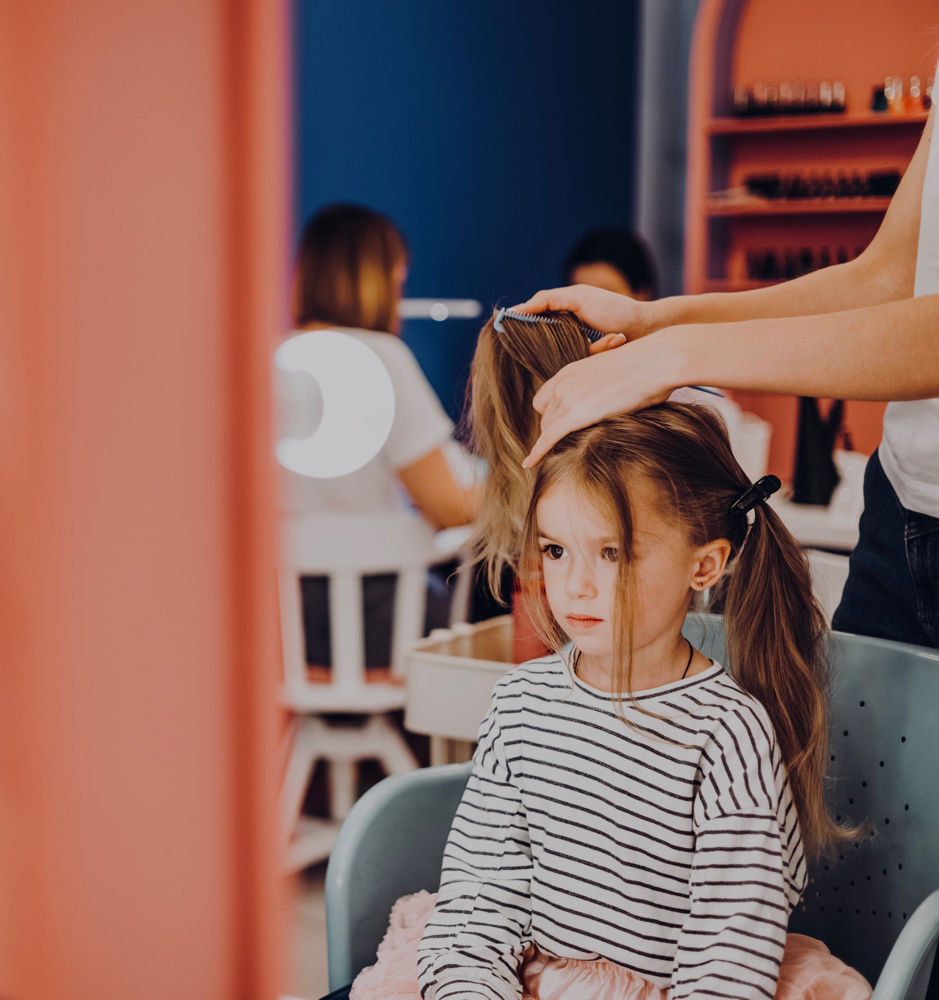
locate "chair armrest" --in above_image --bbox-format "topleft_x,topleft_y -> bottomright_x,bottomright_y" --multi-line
873,890 -> 939,1000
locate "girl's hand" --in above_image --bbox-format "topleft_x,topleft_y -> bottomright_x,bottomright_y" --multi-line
514,284 -> 655,341
522,330 -> 684,468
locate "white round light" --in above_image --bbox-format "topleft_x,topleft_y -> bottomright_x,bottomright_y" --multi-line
429,302 -> 449,322
274,331 -> 395,479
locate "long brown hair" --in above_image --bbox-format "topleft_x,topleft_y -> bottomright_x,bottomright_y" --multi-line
294,203 -> 408,334
468,312 -> 848,859
468,311 -> 588,600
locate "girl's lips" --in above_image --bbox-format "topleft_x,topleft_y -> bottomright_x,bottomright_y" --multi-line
566,614 -> 603,629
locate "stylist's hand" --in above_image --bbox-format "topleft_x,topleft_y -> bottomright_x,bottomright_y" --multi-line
522,330 -> 684,468
515,283 -> 655,342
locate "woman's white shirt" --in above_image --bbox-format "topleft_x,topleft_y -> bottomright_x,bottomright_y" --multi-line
880,87 -> 939,518
277,327 -> 454,514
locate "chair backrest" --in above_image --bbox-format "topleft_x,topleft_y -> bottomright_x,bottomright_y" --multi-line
324,761 -> 473,992
279,512 -> 443,700
684,616 -> 939,987
327,617 -> 939,991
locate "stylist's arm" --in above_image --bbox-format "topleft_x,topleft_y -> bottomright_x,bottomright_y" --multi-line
522,106 -> 939,468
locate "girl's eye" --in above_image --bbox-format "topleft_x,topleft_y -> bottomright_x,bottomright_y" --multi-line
540,544 -> 566,560
602,547 -> 619,562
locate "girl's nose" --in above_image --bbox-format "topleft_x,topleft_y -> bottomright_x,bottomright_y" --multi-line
565,559 -> 597,600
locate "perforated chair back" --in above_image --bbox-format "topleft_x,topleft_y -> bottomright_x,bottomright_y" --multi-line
683,616 -> 939,989
327,617 -> 939,995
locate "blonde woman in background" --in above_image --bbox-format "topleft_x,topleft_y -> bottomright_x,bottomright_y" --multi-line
280,203 -> 479,669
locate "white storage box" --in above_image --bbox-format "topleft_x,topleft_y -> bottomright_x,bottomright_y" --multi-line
405,615 -> 515,742
732,411 -> 772,483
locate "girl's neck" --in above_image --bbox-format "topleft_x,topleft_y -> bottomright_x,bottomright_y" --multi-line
576,630 -> 711,693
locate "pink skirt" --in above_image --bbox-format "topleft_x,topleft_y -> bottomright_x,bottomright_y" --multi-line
349,892 -> 872,1000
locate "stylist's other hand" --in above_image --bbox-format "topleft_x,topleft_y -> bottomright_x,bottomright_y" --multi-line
589,332 -> 628,354
522,331 -> 682,468
515,284 -> 654,341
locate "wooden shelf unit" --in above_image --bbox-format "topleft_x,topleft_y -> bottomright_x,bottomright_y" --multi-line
685,0 -> 938,481
705,196 -> 891,216
707,112 -> 928,135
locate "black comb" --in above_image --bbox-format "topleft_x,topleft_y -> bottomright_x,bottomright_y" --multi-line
492,308 -> 724,397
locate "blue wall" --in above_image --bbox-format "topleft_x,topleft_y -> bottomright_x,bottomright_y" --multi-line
293,0 -> 639,419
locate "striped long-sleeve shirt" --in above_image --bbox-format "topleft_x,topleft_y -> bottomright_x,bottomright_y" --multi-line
417,650 -> 806,1000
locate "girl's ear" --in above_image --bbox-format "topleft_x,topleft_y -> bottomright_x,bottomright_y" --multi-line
690,538 -> 732,591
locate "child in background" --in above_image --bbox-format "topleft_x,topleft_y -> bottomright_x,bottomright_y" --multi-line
352,314 -> 869,1000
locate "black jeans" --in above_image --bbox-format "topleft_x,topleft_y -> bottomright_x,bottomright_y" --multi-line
832,450 -> 939,649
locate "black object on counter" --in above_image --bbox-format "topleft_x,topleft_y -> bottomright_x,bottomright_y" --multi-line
792,397 -> 843,505
869,170 -> 902,197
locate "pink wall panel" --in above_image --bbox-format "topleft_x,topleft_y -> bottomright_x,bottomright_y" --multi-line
0,2 -> 287,997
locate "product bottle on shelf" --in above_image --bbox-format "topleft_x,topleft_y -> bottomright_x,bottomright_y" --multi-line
887,76 -> 905,114
765,84 -> 779,113
806,80 -> 820,111
792,79 -> 805,110
832,80 -> 846,110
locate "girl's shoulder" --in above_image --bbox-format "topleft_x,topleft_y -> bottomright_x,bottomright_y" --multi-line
685,670 -> 792,817
491,651 -> 572,702
686,667 -> 780,761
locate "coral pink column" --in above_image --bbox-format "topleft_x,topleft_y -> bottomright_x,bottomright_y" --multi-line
0,2 -> 288,997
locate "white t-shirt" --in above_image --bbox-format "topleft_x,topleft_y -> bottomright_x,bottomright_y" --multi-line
277,327 -> 454,515
880,101 -> 939,518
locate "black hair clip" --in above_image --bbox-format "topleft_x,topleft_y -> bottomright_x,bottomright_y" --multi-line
730,474 -> 782,515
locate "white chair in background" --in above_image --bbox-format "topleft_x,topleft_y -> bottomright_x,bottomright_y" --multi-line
806,548 -> 851,624
279,511 -> 469,871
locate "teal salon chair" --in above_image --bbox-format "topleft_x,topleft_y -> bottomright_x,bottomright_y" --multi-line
324,616 -> 939,1000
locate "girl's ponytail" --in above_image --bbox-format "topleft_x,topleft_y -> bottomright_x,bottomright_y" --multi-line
466,312 -> 589,602
722,502 -> 840,859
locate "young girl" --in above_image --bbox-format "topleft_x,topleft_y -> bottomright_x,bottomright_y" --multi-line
352,313 -> 868,1000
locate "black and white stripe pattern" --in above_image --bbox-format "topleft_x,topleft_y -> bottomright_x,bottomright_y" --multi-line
417,651 -> 805,1000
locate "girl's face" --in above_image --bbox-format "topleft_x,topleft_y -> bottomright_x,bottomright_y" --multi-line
536,480 -> 728,678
